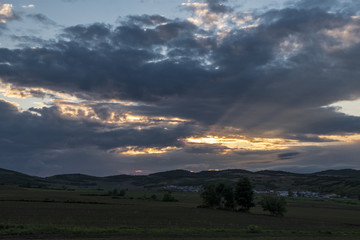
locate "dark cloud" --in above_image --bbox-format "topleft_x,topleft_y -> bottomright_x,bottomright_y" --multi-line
0,99 -> 200,175
1,1 -> 360,175
124,14 -> 169,26
1,4 -> 360,134
184,145 -> 229,154
10,35 -> 52,48
205,0 -> 233,13
278,152 -> 300,160
0,99 -> 195,154
0,19 -> 212,103
286,134 -> 337,143
113,20 -> 198,48
268,143 -> 360,173
291,0 -> 339,10
62,23 -> 111,42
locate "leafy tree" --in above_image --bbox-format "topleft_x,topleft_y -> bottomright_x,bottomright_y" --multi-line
260,195 -> 287,216
234,177 -> 255,211
201,184 -> 220,207
217,183 -> 235,209
200,182 -> 235,209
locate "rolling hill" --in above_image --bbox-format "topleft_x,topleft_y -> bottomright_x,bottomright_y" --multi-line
0,168 -> 359,198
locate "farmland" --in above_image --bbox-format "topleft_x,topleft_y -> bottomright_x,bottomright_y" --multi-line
0,186 -> 359,239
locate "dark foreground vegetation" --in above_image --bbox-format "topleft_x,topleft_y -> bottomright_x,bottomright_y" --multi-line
200,177 -> 287,216
0,185 -> 360,240
200,177 -> 256,211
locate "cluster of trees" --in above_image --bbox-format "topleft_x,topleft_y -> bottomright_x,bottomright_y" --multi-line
200,177 -> 254,211
200,177 -> 287,216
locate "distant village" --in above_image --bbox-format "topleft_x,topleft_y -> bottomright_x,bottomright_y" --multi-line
253,190 -> 340,199
162,185 -> 341,199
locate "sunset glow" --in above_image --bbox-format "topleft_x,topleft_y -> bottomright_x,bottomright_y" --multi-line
116,146 -> 180,156
186,135 -> 296,151
185,133 -> 360,153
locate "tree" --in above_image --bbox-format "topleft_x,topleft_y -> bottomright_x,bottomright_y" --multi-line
234,177 -> 255,211
215,183 -> 234,209
201,184 -> 220,207
260,195 -> 287,216
220,184 -> 235,209
200,183 -> 235,209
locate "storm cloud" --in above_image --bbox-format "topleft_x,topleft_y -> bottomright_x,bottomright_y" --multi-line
1,0 -> 360,175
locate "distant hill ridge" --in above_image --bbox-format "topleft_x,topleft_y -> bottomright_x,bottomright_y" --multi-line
0,168 -> 359,198
314,169 -> 360,177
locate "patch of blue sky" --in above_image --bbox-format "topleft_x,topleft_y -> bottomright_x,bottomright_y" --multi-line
17,0 -> 187,26
0,92 -> 50,111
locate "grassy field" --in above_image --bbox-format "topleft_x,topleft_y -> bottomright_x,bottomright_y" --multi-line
0,186 -> 359,239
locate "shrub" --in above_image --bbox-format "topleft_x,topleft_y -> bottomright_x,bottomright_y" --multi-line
118,189 -> 126,197
200,184 -> 220,207
260,195 -> 287,216
162,192 -> 177,202
150,194 -> 157,200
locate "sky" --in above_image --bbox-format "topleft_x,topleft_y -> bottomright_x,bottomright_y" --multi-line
1,0 -> 360,176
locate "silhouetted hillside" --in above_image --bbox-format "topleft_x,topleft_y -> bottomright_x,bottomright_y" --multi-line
0,168 -> 359,198
0,168 -> 46,186
314,169 -> 360,178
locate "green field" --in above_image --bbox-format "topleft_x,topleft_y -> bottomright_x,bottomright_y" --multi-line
0,186 -> 359,239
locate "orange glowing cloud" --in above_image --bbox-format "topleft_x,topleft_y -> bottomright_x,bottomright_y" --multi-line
318,134 -> 360,143
56,101 -> 189,128
114,146 -> 180,156
185,135 -> 294,151
0,2 -> 13,23
184,132 -> 360,154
